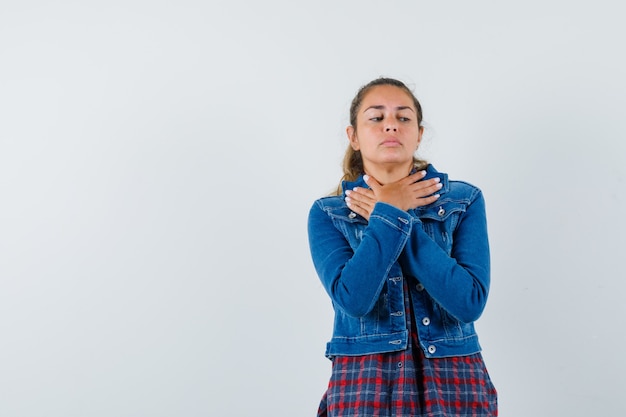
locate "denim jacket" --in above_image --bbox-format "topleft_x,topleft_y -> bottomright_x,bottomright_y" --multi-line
308,165 -> 490,359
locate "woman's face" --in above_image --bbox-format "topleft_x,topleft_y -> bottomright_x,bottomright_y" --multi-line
347,85 -> 423,172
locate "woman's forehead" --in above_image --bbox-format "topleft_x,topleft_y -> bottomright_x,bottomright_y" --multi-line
361,86 -> 415,110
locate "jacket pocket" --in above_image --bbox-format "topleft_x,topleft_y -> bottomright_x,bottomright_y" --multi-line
416,201 -> 466,255
327,206 -> 368,249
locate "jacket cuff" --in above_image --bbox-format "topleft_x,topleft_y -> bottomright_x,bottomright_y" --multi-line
370,202 -> 413,234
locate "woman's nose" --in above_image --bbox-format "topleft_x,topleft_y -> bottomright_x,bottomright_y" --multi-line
384,118 -> 398,131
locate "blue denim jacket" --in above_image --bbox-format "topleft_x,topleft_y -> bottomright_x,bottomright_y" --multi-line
308,165 -> 490,359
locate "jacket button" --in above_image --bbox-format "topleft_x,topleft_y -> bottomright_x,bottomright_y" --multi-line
415,283 -> 425,291
428,345 -> 437,354
438,207 -> 445,217
348,212 -> 356,219
422,317 -> 430,326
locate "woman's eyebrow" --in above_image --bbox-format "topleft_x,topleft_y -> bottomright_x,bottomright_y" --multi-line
363,105 -> 415,113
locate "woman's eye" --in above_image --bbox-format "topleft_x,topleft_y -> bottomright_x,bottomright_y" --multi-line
399,117 -> 411,122
370,117 -> 383,121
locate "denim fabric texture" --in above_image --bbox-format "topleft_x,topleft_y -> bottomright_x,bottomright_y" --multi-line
308,165 -> 490,359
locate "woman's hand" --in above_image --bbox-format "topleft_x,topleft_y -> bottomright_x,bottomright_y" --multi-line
345,171 -> 442,220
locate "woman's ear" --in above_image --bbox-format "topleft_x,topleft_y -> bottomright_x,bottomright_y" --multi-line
346,126 -> 360,151
416,125 -> 424,150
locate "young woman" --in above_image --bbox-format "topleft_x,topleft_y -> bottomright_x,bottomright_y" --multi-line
308,78 -> 497,416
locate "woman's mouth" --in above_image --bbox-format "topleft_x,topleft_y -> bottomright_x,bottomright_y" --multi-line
381,138 -> 401,147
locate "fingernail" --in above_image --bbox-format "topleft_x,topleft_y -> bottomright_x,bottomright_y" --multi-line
345,197 -> 352,205
420,170 -> 427,176
363,175 -> 370,181
434,177 -> 441,183
433,194 -> 440,198
436,183 -> 443,189
345,190 -> 352,196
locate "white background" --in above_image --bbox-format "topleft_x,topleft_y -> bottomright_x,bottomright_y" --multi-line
1,1 -> 625,416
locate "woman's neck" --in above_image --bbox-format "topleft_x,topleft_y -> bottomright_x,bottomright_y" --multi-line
363,162 -> 413,185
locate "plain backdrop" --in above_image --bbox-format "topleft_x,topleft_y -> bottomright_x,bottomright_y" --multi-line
1,1 -> 625,416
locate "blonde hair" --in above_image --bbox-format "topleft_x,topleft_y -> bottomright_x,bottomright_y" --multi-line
334,78 -> 428,195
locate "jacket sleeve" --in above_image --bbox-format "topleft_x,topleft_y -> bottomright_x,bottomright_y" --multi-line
308,200 -> 412,318
399,189 -> 491,323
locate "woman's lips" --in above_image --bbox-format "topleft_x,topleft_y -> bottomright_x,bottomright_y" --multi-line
381,138 -> 401,146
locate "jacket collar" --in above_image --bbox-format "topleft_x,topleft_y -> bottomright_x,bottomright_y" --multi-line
341,164 -> 449,196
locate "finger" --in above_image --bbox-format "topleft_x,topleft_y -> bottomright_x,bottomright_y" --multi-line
411,177 -> 442,194
349,189 -> 377,208
363,174 -> 381,191
348,188 -> 377,205
412,176 -> 440,189
413,193 -> 441,208
391,171 -> 425,187
345,196 -> 372,220
405,170 -> 427,184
